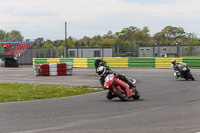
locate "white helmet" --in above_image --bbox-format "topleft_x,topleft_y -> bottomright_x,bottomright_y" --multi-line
97,66 -> 106,76
95,57 -> 100,61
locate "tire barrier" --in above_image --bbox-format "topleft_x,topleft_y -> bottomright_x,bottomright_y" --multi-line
49,63 -> 58,76
34,64 -> 41,76
40,63 -> 50,76
33,58 -> 200,69
34,62 -> 73,76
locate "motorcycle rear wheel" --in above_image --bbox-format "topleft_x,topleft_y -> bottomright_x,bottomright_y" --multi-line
113,88 -> 128,101
187,72 -> 195,81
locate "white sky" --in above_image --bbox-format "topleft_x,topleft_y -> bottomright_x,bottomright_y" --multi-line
0,0 -> 200,40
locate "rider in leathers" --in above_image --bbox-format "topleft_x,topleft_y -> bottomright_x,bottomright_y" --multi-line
94,57 -> 110,73
97,66 -> 135,99
172,59 -> 187,79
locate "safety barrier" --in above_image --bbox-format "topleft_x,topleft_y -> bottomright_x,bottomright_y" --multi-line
47,58 -> 60,63
33,57 -> 200,69
155,58 -> 183,68
183,58 -> 200,68
34,62 -> 73,76
103,57 -> 128,68
129,57 -> 155,68
88,58 -> 96,68
73,58 -> 88,68
33,58 -> 47,64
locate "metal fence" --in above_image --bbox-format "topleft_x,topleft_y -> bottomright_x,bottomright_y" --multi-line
14,45 -> 137,65
5,44 -> 200,66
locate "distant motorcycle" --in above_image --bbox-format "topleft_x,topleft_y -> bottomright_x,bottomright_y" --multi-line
104,74 -> 140,101
173,63 -> 194,81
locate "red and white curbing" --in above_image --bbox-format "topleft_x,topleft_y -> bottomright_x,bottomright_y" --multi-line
34,62 -> 73,76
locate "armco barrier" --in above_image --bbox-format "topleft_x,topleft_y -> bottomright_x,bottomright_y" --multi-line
103,57 -> 128,68
33,57 -> 200,69
155,58 -> 183,68
88,58 -> 96,68
183,58 -> 200,68
47,58 -> 60,63
60,58 -> 73,63
129,57 -> 155,68
33,58 -> 47,64
73,58 -> 88,68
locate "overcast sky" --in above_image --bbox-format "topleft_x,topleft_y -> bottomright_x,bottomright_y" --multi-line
0,0 -> 200,41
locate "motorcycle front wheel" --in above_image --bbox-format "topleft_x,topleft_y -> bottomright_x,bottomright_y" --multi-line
132,89 -> 140,100
113,88 -> 128,101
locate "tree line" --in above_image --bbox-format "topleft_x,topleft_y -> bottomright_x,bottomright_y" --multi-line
1,25 -> 200,48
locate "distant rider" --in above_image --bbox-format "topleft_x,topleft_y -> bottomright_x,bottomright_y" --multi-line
94,57 -> 110,73
171,59 -> 187,79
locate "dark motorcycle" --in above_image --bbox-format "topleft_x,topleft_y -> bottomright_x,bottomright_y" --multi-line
104,74 -> 140,101
174,64 -> 194,81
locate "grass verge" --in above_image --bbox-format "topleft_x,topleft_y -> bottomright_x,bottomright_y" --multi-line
0,83 -> 104,103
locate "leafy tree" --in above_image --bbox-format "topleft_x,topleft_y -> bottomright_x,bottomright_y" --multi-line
185,32 -> 199,44
35,37 -> 44,47
81,36 -> 91,47
153,26 -> 186,45
103,30 -> 114,39
135,27 -> 151,45
115,26 -> 139,42
101,38 -> 115,47
9,30 -> 24,42
182,44 -> 198,56
0,30 -> 6,41
91,35 -> 103,47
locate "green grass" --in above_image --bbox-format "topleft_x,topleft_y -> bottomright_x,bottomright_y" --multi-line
0,83 -> 104,103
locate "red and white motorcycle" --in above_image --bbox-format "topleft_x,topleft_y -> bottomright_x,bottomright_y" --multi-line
104,74 -> 140,101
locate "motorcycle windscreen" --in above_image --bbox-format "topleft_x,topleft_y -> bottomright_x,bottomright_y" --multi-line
105,74 -> 112,83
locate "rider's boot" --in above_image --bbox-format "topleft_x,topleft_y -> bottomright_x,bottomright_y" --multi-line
174,72 -> 179,79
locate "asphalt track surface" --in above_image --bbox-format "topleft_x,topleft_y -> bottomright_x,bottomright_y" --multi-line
0,67 -> 200,133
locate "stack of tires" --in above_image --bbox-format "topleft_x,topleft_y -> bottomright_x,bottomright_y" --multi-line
66,62 -> 73,75
49,63 -> 58,76
57,62 -> 67,76
34,62 -> 73,76
34,64 -> 41,76
40,63 -> 49,76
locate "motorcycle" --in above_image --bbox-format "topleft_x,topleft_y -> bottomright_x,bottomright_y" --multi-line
104,74 -> 140,101
173,63 -> 195,81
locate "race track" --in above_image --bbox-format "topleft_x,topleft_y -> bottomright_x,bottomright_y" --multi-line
0,67 -> 200,133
